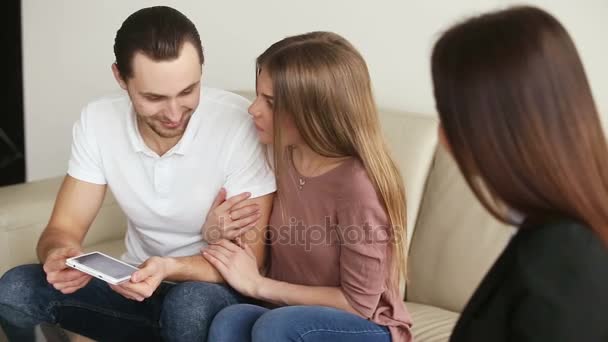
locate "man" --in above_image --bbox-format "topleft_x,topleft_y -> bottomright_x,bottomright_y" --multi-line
0,6 -> 274,341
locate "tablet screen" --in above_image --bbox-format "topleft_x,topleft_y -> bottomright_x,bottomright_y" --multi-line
74,252 -> 137,279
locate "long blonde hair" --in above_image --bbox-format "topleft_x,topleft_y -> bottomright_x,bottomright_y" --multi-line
257,31 -> 408,283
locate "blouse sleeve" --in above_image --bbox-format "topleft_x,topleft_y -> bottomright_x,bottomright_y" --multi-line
336,196 -> 392,318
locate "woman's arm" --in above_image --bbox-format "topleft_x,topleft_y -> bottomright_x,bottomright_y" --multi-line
254,277 -> 359,316
202,240 -> 363,316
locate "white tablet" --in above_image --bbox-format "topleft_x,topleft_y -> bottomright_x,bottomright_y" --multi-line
66,251 -> 138,285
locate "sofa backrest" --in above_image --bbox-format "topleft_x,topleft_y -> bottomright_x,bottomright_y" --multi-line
0,177 -> 125,275
406,144 -> 515,312
377,107 -> 513,312
379,110 -> 439,247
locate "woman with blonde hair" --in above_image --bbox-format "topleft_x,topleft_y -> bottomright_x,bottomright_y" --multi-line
202,31 -> 412,341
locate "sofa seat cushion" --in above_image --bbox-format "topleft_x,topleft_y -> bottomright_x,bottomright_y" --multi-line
407,301 -> 458,342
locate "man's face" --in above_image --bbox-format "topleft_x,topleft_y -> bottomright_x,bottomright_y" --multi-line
118,42 -> 202,139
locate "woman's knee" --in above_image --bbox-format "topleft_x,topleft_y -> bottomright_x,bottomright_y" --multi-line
208,304 -> 268,341
252,306 -> 390,342
252,306 -> 306,341
213,304 -> 266,326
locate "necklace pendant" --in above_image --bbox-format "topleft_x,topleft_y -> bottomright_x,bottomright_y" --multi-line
299,178 -> 305,190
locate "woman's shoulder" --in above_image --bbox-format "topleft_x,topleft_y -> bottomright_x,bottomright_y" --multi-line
514,218 -> 608,285
517,219 -> 606,253
497,218 -> 608,338
334,158 -> 380,201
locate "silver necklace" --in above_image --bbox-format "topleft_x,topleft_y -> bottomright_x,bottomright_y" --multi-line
291,146 -> 324,191
291,146 -> 348,191
298,177 -> 306,190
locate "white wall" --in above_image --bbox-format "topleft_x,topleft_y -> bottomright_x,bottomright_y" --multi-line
22,0 -> 608,181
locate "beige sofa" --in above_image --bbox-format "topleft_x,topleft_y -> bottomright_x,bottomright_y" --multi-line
0,91 -> 514,342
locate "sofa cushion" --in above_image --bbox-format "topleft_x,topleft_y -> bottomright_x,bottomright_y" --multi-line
407,301 -> 458,342
0,177 -> 64,231
406,146 -> 515,312
0,176 -> 127,275
379,110 -> 438,248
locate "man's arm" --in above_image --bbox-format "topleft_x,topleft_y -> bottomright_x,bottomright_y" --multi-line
164,193 -> 273,282
38,175 -> 107,261
37,175 -> 107,293
114,193 -> 273,301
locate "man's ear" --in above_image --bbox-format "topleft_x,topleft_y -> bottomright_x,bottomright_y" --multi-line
111,63 -> 128,90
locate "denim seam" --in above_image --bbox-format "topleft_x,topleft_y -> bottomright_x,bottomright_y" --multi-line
58,300 -> 159,328
297,327 -> 390,341
46,301 -> 59,321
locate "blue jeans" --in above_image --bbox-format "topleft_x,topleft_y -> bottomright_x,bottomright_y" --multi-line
208,304 -> 392,342
0,264 -> 243,342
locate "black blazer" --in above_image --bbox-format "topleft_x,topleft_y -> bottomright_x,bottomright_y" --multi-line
450,219 -> 608,342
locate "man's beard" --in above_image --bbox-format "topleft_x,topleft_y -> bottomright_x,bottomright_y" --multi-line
140,111 -> 193,139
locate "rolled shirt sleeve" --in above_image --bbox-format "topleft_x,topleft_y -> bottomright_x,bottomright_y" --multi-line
223,119 -> 276,199
337,199 -> 391,318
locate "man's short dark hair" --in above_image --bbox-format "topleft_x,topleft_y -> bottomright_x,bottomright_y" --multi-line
113,6 -> 204,79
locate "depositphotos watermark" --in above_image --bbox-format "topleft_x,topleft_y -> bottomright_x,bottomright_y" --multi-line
205,216 -> 405,251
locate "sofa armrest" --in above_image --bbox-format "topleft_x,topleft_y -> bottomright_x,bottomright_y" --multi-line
0,176 -> 127,275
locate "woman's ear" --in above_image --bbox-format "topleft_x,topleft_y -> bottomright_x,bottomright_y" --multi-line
438,123 -> 453,156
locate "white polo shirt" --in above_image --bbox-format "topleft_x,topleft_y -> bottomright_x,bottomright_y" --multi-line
67,88 -> 276,265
